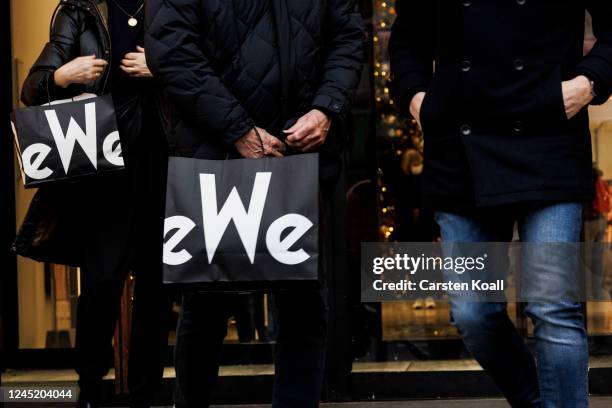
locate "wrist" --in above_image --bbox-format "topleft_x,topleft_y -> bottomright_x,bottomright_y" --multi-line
53,68 -> 70,88
409,92 -> 425,118
236,127 -> 261,144
577,75 -> 595,104
312,108 -> 330,121
236,128 -> 252,144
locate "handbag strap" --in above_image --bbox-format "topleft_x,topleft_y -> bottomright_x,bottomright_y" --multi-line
45,3 -> 64,105
49,2 -> 62,36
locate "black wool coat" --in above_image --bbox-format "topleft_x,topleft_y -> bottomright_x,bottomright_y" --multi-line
145,0 -> 365,174
390,0 -> 612,211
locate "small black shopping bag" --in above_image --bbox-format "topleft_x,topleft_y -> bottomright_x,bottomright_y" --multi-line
163,153 -> 320,290
11,94 -> 124,188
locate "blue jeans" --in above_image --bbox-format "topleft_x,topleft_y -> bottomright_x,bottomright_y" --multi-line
435,203 -> 588,408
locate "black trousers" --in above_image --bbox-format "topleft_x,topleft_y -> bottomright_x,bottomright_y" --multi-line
74,103 -> 170,407
75,253 -> 170,407
174,288 -> 328,408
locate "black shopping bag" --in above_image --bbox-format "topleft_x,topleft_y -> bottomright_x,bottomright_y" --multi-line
11,94 -> 124,188
163,154 -> 320,289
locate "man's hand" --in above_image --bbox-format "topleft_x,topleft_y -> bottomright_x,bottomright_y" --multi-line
235,127 -> 285,158
409,92 -> 426,129
562,75 -> 594,120
284,109 -> 331,152
121,46 -> 153,78
54,55 -> 108,88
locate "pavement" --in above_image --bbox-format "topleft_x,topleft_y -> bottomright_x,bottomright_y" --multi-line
208,397 -> 612,408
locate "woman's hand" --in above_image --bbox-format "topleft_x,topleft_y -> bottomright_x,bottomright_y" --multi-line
410,91 -> 426,129
284,109 -> 331,152
562,75 -> 594,119
121,46 -> 153,78
54,55 -> 108,88
235,127 -> 286,158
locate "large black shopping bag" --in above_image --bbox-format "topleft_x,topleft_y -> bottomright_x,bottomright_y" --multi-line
163,154 -> 320,289
11,94 -> 124,188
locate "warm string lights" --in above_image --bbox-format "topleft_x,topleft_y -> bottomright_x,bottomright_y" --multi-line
373,0 -> 423,242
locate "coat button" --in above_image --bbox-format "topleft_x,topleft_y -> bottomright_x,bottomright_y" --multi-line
460,124 -> 472,136
513,59 -> 525,71
516,0 -> 526,5
513,120 -> 523,133
462,0 -> 472,7
461,59 -> 471,72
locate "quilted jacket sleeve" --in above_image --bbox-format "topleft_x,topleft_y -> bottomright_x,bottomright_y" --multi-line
21,6 -> 83,106
145,0 -> 254,145
577,2 -> 612,105
388,0 -> 435,115
311,0 -> 365,117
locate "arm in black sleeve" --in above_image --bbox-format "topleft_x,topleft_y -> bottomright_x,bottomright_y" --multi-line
577,2 -> 612,105
311,0 -> 366,117
388,0 -> 435,115
21,6 -> 82,106
145,0 -> 254,145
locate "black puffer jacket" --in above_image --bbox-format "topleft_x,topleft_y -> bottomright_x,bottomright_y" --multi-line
145,0 -> 365,160
21,0 -> 111,106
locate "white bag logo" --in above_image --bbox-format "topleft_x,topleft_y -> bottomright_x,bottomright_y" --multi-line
164,172 -> 314,266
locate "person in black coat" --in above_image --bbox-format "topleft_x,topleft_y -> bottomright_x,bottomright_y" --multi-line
390,1 -> 612,407
20,1 -> 169,407
145,0 -> 364,406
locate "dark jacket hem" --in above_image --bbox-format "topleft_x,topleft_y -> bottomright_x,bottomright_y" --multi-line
425,188 -> 594,212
